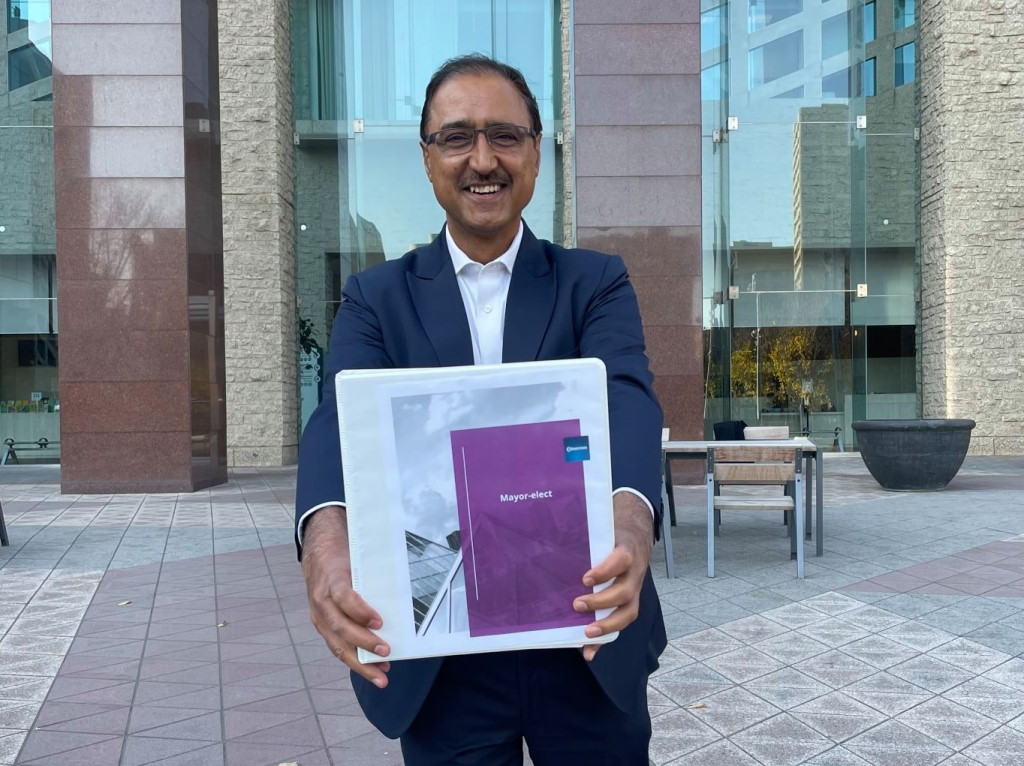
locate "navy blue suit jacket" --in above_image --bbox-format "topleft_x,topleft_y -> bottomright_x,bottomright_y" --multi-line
295,223 -> 667,739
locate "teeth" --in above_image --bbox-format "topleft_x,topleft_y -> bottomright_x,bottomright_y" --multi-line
469,184 -> 501,194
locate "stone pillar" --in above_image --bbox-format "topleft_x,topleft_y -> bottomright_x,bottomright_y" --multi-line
52,0 -> 227,493
919,0 -> 1024,455
219,0 -> 298,466
572,1 -> 703,440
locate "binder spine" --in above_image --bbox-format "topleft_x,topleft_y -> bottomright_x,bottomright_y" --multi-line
335,381 -> 361,594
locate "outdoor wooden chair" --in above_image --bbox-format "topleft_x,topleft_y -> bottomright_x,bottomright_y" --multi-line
706,445 -> 804,579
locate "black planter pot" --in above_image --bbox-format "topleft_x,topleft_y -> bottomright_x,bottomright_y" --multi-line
852,419 -> 976,491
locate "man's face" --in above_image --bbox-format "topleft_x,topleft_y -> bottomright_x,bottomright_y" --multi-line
421,74 -> 541,253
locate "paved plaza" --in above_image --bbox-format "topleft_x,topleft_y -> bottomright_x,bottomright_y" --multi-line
1,455 -> 1024,765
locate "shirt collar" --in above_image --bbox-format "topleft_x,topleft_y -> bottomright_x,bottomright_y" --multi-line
446,221 -> 523,275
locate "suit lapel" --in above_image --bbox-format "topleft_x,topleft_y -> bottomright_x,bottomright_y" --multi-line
502,224 -> 555,363
406,228 -> 475,368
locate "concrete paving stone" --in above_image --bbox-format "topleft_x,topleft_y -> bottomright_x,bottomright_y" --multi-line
942,677 -> 1024,723
703,646 -> 786,684
649,645 -> 695,678
896,696 -> 1000,750
729,713 -> 834,766
647,709 -> 721,765
874,594 -> 949,619
961,727 -> 1024,766
804,745 -> 874,764
754,630 -> 832,664
796,618 -> 873,649
919,606 -> 1002,635
841,672 -> 936,717
964,623 -> 1024,656
802,592 -> 865,616
795,650 -> 877,689
979,658 -> 1024,691
668,629 -> 746,661
880,622 -> 958,653
928,638 -> 1013,674
682,685 -> 781,736
762,602 -> 831,629
836,604 -> 910,633
790,691 -> 887,743
664,738 -> 760,765
0,730 -> 28,764
745,668 -> 833,710
844,720 -> 953,766
889,655 -> 978,695
717,614 -> 791,644
662,611 -> 713,640
683,602 -> 754,627
838,635 -> 921,670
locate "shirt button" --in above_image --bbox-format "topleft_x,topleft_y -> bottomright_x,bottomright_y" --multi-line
482,305 -> 492,313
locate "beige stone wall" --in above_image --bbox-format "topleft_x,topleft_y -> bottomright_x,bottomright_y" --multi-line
219,0 -> 298,465
919,0 -> 1024,455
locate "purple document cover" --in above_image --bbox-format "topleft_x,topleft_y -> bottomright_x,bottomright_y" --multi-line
450,419 -> 594,638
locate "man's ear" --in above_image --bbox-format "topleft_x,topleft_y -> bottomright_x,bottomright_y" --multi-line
421,141 -> 432,182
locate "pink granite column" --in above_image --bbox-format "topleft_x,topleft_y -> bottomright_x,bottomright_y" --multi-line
51,0 -> 226,492
573,1 -> 703,441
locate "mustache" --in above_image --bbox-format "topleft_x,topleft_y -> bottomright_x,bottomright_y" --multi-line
460,172 -> 511,187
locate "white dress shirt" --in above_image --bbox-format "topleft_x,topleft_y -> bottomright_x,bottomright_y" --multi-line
297,223 -> 654,545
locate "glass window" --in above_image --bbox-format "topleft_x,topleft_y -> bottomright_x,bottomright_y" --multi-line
702,62 -> 726,101
822,59 -> 875,98
6,0 -> 48,33
8,38 -> 51,90
895,42 -> 915,86
894,0 -> 915,29
748,0 -> 803,33
821,12 -> 850,59
863,2 -> 876,43
749,31 -> 803,89
701,5 -> 726,53
292,0 -> 561,430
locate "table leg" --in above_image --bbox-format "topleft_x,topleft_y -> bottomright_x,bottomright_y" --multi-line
664,455 -> 677,527
816,451 -> 824,557
804,454 -> 812,540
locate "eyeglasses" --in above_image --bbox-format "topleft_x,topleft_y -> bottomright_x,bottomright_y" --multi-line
424,124 -> 538,155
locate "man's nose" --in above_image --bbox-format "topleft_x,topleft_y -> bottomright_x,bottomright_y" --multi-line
467,132 -> 499,173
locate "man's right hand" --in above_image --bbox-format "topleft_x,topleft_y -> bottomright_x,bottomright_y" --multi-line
301,506 -> 391,688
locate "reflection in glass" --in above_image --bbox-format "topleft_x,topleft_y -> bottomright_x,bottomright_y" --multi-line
821,11 -> 849,60
6,0 -> 48,34
701,5 -> 726,53
748,31 -> 803,89
895,42 -> 915,86
1,0 -> 57,459
7,38 -> 50,90
894,0 -> 914,29
748,0 -> 803,32
702,0 -> 919,448
863,1 -> 875,42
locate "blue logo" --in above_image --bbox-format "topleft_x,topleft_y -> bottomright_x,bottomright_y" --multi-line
564,436 -> 590,462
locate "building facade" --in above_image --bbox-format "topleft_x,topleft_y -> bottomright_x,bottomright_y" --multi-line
0,0 -> 1021,491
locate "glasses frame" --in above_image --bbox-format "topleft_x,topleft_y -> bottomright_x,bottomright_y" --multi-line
423,124 -> 539,155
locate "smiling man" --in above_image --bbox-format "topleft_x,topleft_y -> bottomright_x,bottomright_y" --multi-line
296,55 -> 666,765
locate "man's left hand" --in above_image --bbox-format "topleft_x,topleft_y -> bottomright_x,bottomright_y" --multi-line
573,492 -> 654,661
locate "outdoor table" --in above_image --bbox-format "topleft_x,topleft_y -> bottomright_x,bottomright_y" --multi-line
662,439 -> 824,556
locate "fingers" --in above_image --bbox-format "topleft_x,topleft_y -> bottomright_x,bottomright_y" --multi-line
574,579 -> 634,614
326,638 -> 391,688
334,587 -> 384,631
581,598 -> 640,640
582,644 -> 602,662
583,546 -> 633,587
313,602 -> 391,688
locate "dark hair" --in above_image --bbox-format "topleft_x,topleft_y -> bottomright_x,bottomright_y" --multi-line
420,54 -> 542,141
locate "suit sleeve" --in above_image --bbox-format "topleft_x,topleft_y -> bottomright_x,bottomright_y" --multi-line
579,256 -> 664,539
294,275 -> 392,558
